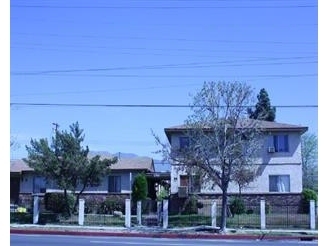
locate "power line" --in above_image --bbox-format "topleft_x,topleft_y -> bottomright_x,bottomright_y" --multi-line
10,102 -> 318,108
11,32 -> 317,45
10,4 -> 317,9
10,57 -> 317,75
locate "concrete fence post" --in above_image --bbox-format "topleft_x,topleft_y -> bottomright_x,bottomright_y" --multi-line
310,200 -> 315,230
137,200 -> 142,226
33,195 -> 39,224
157,201 -> 162,226
163,199 -> 168,229
125,199 -> 131,228
211,200 -> 217,227
260,199 -> 266,230
78,199 -> 85,226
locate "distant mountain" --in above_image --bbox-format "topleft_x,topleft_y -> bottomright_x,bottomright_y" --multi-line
88,151 -> 142,159
113,152 -> 139,158
88,151 -> 171,172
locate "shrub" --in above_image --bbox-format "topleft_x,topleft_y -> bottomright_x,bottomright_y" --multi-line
38,212 -> 60,225
44,192 -> 75,215
181,196 -> 200,215
10,212 -> 33,224
300,188 -> 318,213
157,187 -> 169,201
99,198 -> 125,214
230,198 -> 245,215
84,196 -> 104,214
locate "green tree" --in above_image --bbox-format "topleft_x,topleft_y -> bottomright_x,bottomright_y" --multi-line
24,122 -> 117,215
248,88 -> 276,121
153,81 -> 263,233
132,173 -> 148,202
301,133 -> 318,192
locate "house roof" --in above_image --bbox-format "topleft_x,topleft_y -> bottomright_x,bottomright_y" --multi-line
10,159 -> 33,173
10,156 -> 155,173
164,119 -> 308,141
110,156 -> 154,172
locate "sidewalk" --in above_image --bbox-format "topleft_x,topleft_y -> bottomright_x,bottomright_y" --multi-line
10,224 -> 318,241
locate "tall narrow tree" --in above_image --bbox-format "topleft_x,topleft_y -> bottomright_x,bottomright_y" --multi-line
248,88 -> 276,121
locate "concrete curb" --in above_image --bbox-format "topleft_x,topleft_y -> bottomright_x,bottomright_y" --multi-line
10,227 -> 318,241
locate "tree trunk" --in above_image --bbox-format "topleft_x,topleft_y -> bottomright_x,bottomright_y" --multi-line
73,184 -> 87,213
219,187 -> 228,233
63,189 -> 71,217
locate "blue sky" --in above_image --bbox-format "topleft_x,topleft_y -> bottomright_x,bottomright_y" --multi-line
10,0 -> 318,160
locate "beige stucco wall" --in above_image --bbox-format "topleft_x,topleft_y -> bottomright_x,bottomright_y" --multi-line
170,131 -> 303,194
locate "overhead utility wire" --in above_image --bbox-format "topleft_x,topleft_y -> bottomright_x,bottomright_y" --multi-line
10,103 -> 318,108
11,56 -> 317,75
12,32 -> 317,45
11,4 -> 317,9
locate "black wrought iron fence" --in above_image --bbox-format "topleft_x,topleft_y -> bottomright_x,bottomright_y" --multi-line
167,200 -> 317,230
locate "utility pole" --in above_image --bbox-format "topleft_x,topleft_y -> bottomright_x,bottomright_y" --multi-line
52,122 -> 59,133
52,123 -> 59,155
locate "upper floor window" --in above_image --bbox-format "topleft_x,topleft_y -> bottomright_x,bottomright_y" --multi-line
269,175 -> 290,192
179,137 -> 190,149
273,135 -> 289,152
33,176 -> 46,193
108,176 -> 121,193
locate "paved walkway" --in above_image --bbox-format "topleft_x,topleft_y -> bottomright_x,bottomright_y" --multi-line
10,224 -> 318,241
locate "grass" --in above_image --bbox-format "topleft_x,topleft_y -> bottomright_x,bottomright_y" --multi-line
168,213 -> 313,229
11,211 -> 317,230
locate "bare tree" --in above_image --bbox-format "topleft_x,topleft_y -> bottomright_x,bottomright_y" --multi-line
153,81 -> 264,233
10,135 -> 20,151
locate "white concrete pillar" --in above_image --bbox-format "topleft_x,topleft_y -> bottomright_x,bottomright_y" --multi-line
310,200 -> 315,230
137,201 -> 142,226
157,201 -> 162,225
33,195 -> 39,224
78,199 -> 85,226
260,199 -> 266,230
125,199 -> 131,228
211,200 -> 217,227
163,199 -> 168,229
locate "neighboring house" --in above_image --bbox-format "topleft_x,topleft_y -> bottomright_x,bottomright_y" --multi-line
10,159 -> 34,204
10,155 -> 161,207
164,120 -> 308,202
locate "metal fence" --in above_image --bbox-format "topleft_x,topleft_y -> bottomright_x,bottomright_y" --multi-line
10,197 -> 318,230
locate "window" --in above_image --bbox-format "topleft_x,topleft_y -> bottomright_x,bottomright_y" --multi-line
33,176 -> 46,193
273,135 -> 289,152
269,175 -> 290,192
108,176 -> 121,193
179,174 -> 200,193
179,137 -> 190,149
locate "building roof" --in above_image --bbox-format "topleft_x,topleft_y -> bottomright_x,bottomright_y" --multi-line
110,156 -> 154,172
10,156 -> 155,173
10,159 -> 33,173
164,119 -> 308,141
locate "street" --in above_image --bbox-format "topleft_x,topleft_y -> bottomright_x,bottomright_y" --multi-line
10,234 -> 318,246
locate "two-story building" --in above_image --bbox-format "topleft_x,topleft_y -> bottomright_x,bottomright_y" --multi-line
164,120 -> 308,204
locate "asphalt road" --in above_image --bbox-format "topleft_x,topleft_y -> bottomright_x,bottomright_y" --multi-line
10,234 -> 318,246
